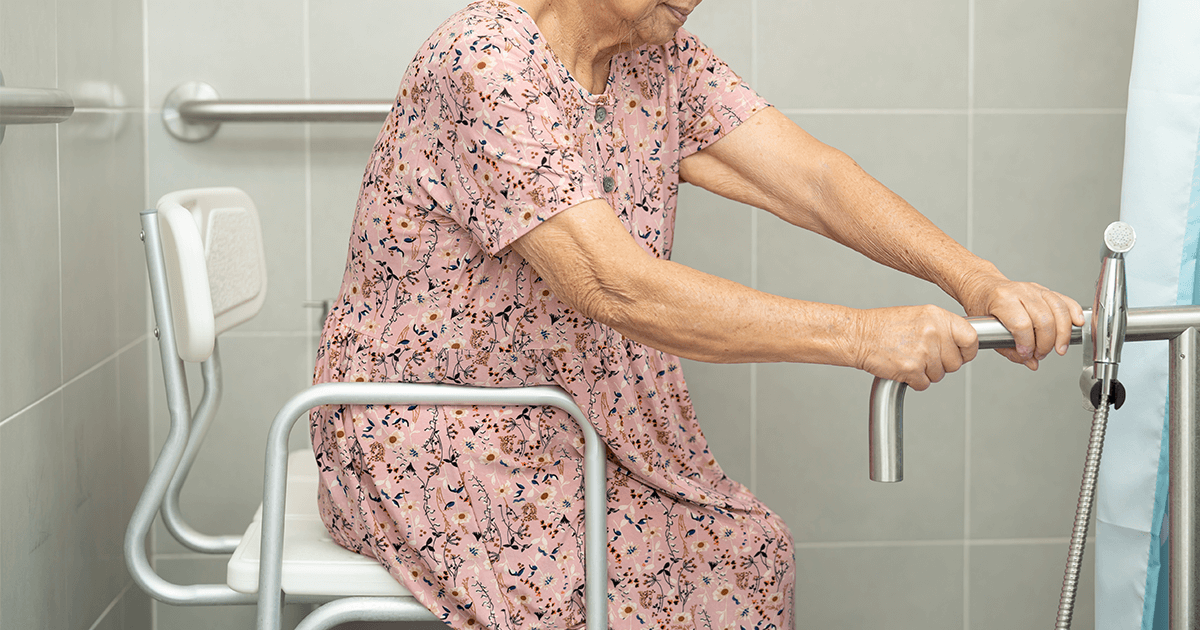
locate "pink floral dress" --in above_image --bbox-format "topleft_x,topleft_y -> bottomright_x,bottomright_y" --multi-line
310,2 -> 794,628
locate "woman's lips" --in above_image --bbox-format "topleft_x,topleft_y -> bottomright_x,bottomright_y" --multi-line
664,4 -> 688,24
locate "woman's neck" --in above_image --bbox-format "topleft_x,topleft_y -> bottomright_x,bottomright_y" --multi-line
510,0 -> 640,94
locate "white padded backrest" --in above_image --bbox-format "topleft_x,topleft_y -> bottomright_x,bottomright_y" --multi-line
156,187 -> 269,363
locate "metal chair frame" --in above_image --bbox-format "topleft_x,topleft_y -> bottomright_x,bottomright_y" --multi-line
125,203 -> 609,630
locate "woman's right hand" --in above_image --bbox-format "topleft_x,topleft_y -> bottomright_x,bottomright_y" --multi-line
853,305 -> 980,391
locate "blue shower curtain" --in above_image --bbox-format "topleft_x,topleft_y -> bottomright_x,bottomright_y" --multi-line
1097,1 -> 1200,628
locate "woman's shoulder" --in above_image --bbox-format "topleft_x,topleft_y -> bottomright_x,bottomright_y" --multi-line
418,1 -> 546,75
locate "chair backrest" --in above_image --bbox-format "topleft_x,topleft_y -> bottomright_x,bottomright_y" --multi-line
156,187 -> 268,363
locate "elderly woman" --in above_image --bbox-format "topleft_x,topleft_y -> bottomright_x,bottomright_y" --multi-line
311,0 -> 1083,628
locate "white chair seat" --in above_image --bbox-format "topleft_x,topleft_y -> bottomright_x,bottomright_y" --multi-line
228,451 -> 414,598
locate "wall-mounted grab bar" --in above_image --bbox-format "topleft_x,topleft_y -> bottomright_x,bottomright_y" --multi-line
162,81 -> 390,142
868,306 -> 1200,483
0,70 -> 75,145
869,304 -> 1200,630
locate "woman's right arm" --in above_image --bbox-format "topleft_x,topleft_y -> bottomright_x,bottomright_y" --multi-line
509,199 -> 978,391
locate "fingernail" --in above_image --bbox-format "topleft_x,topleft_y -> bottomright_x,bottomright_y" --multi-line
1025,358 -> 1039,370
1058,343 -> 1068,356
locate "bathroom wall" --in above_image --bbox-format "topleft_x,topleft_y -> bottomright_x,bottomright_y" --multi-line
136,0 -> 1136,628
0,0 -> 151,627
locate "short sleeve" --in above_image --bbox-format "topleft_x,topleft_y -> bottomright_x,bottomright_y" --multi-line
672,30 -> 770,157
427,44 -> 604,257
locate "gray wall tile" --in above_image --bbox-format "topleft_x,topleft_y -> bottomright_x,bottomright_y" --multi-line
0,123 -> 62,418
969,542 -> 1094,630
0,0 -> 57,87
969,114 -> 1123,540
308,0 -> 464,99
0,395 -> 68,630
64,360 -> 131,630
757,0 -> 968,108
115,114 -> 148,346
112,0 -> 144,108
120,342 -> 151,532
794,544 -> 964,628
679,0 -> 752,78
971,114 -> 1124,300
147,0 -> 305,104
975,0 -> 1137,109
57,0 -> 116,108
121,584 -> 153,630
969,350 -> 1097,539
60,110 -> 123,379
310,125 -> 378,305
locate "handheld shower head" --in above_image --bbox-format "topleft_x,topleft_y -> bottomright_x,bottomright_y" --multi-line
1090,221 -> 1135,407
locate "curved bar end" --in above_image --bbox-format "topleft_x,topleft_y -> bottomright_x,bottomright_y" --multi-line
869,377 -> 906,483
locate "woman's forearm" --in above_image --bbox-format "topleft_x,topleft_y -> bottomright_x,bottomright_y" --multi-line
513,198 -> 980,387
512,199 -> 863,365
800,150 -> 1007,308
602,256 -> 863,365
682,108 -> 1007,308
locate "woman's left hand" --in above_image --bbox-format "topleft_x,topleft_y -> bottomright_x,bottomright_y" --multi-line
958,275 -> 1086,370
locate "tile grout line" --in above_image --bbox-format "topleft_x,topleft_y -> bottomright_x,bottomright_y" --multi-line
964,0 -> 977,626
84,582 -> 133,630
748,0 -> 759,495
56,0 -> 64,388
0,335 -> 149,429
303,0 -> 315,346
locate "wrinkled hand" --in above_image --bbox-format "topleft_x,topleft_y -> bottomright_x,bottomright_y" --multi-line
854,305 -> 979,391
958,276 -> 1085,370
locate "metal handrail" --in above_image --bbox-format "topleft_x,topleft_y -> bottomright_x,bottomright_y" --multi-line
0,86 -> 75,124
162,81 -> 391,142
0,69 -> 76,145
179,100 -> 390,123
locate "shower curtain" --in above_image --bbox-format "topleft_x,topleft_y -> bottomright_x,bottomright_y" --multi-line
1097,1 -> 1200,628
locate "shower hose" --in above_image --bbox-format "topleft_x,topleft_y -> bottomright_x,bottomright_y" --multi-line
1055,378 -> 1114,629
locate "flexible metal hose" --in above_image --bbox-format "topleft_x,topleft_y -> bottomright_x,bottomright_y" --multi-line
1056,382 -> 1112,629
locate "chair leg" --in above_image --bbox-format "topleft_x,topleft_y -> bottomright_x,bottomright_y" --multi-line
294,598 -> 440,630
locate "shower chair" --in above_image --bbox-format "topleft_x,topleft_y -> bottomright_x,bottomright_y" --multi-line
125,187 -> 609,630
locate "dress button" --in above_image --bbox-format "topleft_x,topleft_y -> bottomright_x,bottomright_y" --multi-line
594,107 -> 608,123
602,176 -> 615,193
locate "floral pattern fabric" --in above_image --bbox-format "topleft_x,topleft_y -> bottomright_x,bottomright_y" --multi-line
310,1 -> 794,628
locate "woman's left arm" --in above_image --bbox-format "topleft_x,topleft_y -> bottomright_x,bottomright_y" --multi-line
678,106 -> 1084,369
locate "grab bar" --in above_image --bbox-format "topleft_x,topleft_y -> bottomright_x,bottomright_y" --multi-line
0,70 -> 75,145
162,81 -> 390,142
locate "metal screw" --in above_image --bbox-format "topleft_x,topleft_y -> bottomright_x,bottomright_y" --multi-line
153,327 -> 159,339
139,230 -> 145,242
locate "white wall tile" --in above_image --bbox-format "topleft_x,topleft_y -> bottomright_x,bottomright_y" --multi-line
0,395 -> 68,630
0,123 -> 62,418
63,359 -> 129,630
147,0 -> 305,104
307,0 -> 464,99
